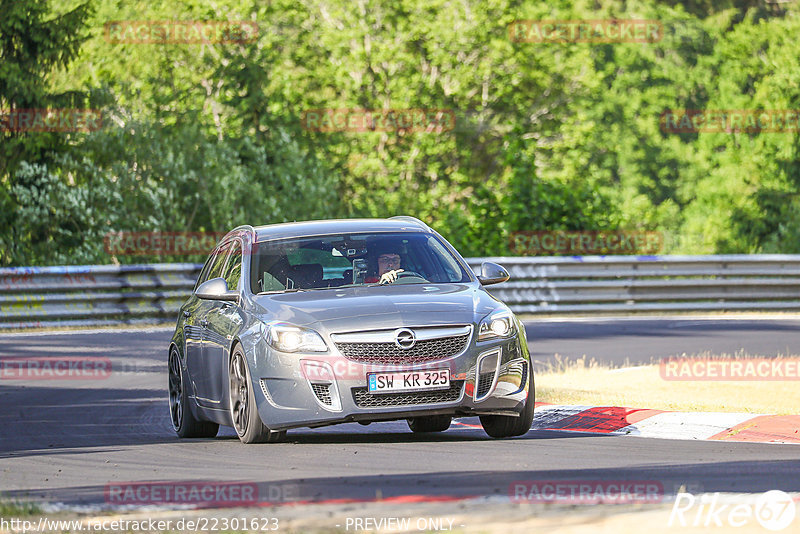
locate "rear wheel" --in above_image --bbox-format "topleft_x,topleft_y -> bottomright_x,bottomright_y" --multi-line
229,346 -> 286,444
480,363 -> 535,438
168,347 -> 219,438
407,415 -> 451,433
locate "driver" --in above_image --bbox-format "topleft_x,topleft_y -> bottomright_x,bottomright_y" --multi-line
376,252 -> 404,284
364,251 -> 404,284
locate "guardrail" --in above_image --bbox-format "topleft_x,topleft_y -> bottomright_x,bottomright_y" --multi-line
0,264 -> 202,329
1,255 -> 799,329
474,255 -> 800,314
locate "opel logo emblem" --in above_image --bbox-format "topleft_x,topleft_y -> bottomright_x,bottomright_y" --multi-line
394,328 -> 416,349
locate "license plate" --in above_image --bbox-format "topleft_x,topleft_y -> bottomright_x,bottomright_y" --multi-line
367,369 -> 450,394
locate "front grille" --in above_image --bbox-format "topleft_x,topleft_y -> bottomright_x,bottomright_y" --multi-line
476,372 -> 494,398
336,334 -> 470,365
352,381 -> 463,408
311,383 -> 333,406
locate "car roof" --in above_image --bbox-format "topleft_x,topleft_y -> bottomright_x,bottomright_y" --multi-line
252,218 -> 430,242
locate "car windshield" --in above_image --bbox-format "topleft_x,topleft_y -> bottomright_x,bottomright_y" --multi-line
250,232 -> 471,293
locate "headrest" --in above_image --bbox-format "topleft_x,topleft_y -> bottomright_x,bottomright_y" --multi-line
288,263 -> 323,288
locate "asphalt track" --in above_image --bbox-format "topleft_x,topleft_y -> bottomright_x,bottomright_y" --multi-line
525,316 -> 800,366
1,317 -> 799,509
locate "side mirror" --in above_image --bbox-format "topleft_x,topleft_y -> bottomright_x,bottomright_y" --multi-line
477,262 -> 510,286
195,277 -> 239,302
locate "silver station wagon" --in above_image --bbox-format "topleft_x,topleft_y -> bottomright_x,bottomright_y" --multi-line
168,217 -> 534,443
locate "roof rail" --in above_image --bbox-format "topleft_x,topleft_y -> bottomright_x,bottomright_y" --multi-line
389,216 -> 430,230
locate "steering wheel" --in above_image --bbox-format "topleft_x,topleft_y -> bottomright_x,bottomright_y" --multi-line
391,270 -> 428,284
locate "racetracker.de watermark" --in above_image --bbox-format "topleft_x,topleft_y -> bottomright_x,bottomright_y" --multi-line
509,230 -> 663,256
105,482 -> 260,507
508,19 -> 662,43
1,516 -> 280,533
104,20 -> 259,44
0,357 -> 112,380
104,481 -> 300,507
510,480 -> 664,504
0,109 -> 102,132
660,357 -> 800,381
104,231 -> 227,256
301,109 -> 455,133
661,109 -> 800,133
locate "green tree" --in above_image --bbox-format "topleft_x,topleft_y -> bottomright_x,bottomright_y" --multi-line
0,0 -> 96,265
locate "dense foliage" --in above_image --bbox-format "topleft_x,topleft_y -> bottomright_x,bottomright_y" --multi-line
1,0 -> 799,265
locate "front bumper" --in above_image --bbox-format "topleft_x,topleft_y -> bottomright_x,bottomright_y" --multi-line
249,332 -> 532,431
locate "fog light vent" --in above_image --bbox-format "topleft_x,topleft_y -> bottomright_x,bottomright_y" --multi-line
311,383 -> 333,406
474,348 -> 501,401
476,372 -> 495,397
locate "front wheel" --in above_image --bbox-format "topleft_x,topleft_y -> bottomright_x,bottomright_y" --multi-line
168,347 -> 219,438
229,346 -> 286,444
480,364 -> 535,438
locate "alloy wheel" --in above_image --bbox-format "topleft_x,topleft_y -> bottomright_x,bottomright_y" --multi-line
168,349 -> 183,431
230,351 -> 250,436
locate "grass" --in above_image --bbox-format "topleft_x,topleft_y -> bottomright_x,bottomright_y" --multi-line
535,352 -> 800,414
0,498 -> 41,517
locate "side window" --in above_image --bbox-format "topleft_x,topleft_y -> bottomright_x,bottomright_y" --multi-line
207,242 -> 232,282
194,253 -> 216,291
222,241 -> 243,291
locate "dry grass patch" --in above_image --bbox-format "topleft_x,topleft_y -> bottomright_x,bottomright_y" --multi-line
535,353 -> 800,414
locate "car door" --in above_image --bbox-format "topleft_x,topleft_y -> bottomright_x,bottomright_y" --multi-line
199,239 -> 245,408
182,253 -> 215,384
187,241 -> 231,405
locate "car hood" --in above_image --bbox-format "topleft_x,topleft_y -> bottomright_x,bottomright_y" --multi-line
250,283 -> 500,332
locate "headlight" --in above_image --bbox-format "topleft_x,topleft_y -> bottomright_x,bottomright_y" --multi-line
264,322 -> 328,352
478,310 -> 516,341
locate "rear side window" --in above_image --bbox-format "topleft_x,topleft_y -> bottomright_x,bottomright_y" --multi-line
287,247 -> 352,279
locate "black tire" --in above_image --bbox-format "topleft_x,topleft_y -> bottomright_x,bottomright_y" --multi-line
480,363 -> 535,439
229,345 -> 286,444
407,415 -> 452,433
169,347 -> 219,438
